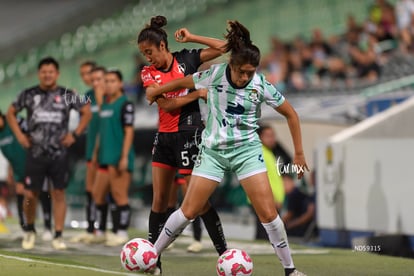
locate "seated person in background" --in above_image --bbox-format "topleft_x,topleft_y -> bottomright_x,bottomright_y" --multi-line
282,173 -> 315,237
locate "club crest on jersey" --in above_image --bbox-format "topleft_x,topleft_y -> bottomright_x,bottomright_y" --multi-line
176,63 -> 186,74
33,95 -> 41,107
248,89 -> 259,102
55,95 -> 61,103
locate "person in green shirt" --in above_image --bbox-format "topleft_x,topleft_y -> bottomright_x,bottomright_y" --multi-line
0,110 -> 52,239
93,69 -> 135,247
71,62 -> 111,244
0,110 -> 26,231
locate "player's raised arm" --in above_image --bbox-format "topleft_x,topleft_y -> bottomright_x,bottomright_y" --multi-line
174,28 -> 226,62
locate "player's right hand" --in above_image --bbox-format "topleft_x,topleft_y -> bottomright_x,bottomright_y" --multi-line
175,28 -> 191,43
198,88 -> 208,103
17,133 -> 31,148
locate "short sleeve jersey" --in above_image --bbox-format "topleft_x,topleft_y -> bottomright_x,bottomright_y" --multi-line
141,48 -> 203,132
98,95 -> 135,171
12,85 -> 85,159
192,63 -> 285,150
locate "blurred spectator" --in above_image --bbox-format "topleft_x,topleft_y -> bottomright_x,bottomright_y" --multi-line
347,30 -> 381,82
368,0 -> 396,42
124,54 -> 147,104
257,0 -> 414,92
260,37 -> 288,91
310,29 -> 347,87
281,174 -> 315,237
396,0 -> 414,53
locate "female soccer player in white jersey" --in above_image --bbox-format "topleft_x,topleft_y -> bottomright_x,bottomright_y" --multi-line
146,21 -> 308,276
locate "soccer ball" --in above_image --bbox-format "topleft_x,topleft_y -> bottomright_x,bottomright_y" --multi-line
216,248 -> 253,276
120,238 -> 158,272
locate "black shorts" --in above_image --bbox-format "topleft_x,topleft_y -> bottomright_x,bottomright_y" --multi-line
152,129 -> 202,175
25,152 -> 69,191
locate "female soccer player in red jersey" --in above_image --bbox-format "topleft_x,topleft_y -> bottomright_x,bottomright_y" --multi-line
138,15 -> 228,274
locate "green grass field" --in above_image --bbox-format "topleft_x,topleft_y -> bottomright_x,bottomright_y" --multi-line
1,223 -> 414,276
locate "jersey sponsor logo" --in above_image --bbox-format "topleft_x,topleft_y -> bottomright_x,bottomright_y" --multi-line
221,116 -> 242,128
0,136 -> 13,146
90,105 -> 99,113
216,85 -> 224,93
100,110 -> 114,118
52,102 -> 66,109
33,111 -> 63,123
142,71 -> 154,83
154,74 -> 162,84
225,102 -> 245,115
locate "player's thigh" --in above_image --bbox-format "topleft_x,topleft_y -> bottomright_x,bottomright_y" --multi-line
181,175 -> 219,219
24,153 -> 48,192
92,166 -> 110,204
240,172 -> 277,223
108,166 -> 130,202
151,166 -> 176,207
86,163 -> 97,192
47,155 -> 70,190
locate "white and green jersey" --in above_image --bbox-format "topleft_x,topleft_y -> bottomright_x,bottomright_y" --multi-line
193,63 -> 285,150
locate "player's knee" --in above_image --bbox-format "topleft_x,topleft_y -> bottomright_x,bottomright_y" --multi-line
151,193 -> 168,211
181,207 -> 199,220
92,190 -> 105,205
52,189 -> 65,201
258,209 -> 277,224
24,191 -> 36,201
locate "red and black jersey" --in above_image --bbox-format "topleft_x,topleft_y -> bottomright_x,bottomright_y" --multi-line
141,48 -> 203,132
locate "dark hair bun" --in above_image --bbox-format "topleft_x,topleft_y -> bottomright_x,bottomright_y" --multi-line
150,15 -> 167,29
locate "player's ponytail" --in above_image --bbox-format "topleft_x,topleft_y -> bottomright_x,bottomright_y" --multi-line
224,20 -> 260,67
137,15 -> 169,51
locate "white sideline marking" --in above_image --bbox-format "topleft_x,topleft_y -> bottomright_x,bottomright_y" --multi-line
0,254 -> 136,276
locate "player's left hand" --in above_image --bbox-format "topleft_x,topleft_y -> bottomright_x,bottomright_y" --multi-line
293,152 -> 309,179
61,133 -> 76,147
118,156 -> 128,172
175,28 -> 191,43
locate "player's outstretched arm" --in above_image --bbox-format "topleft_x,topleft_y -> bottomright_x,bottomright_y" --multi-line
275,100 -> 309,179
146,75 -> 195,104
156,89 -> 207,113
